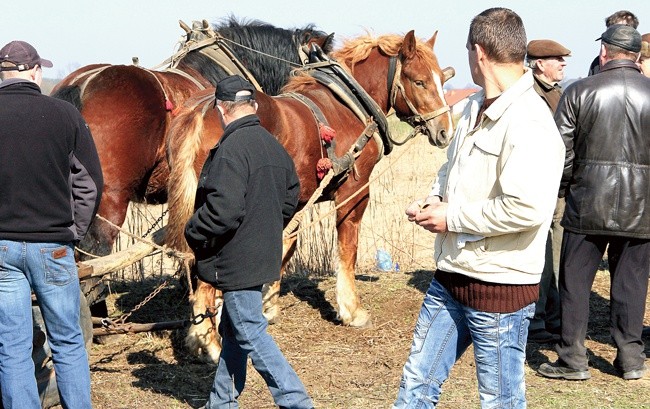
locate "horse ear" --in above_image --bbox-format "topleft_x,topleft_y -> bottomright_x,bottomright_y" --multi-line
401,30 -> 417,59
442,66 -> 455,82
322,33 -> 336,53
426,31 -> 439,49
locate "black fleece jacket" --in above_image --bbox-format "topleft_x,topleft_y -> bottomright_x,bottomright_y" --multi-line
0,79 -> 103,242
185,114 -> 300,290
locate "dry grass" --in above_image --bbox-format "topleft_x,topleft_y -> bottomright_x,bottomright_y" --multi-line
78,118 -> 650,409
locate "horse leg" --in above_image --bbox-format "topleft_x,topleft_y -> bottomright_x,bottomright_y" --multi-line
77,192 -> 131,259
185,279 -> 222,364
335,196 -> 372,328
263,236 -> 298,323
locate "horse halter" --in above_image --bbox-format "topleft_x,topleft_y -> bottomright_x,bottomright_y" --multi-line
387,55 -> 450,138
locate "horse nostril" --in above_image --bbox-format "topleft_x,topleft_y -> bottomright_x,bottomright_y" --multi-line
440,129 -> 447,141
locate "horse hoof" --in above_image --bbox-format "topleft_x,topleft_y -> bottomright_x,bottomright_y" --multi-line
203,345 -> 221,365
263,305 -> 280,324
341,309 -> 372,328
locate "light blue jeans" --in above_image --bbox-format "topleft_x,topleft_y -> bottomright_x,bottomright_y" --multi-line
0,240 -> 91,409
205,286 -> 313,409
393,278 -> 534,409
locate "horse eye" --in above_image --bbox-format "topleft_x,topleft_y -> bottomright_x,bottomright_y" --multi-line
414,80 -> 425,87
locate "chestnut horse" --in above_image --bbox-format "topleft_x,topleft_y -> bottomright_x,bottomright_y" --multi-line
164,30 -> 455,362
51,17 -> 333,259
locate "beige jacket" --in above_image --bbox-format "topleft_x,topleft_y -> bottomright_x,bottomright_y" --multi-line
430,70 -> 564,285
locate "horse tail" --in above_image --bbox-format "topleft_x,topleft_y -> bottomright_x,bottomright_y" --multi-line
165,102 -> 207,253
51,85 -> 83,111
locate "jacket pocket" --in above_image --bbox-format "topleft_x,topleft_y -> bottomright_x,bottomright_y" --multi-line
195,251 -> 219,284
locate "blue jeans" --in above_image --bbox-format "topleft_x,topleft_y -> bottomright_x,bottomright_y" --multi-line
393,278 -> 534,409
0,241 -> 91,409
205,286 -> 313,409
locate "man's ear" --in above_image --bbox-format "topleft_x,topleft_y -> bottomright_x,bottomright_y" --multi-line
475,43 -> 486,61
599,44 -> 607,67
253,101 -> 259,111
216,104 -> 225,116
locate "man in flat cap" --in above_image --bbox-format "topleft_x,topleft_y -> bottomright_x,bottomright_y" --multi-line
538,24 -> 650,381
0,40 -> 102,407
185,75 -> 313,408
526,39 -> 570,111
524,38 -> 571,345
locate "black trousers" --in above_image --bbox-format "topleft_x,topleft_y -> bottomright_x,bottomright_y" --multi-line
556,231 -> 650,372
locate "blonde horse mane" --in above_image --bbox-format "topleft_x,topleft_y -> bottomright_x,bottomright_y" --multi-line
165,98 -> 210,253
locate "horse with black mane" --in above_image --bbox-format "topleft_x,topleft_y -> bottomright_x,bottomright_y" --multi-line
51,17 -> 334,259
164,30 -> 455,362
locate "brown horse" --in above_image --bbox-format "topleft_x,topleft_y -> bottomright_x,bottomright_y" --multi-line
51,18 -> 333,259
165,30 -> 455,362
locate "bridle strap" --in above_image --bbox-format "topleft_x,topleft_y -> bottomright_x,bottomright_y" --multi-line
388,56 -> 450,125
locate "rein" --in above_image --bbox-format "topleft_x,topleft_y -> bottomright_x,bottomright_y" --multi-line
386,56 -> 451,145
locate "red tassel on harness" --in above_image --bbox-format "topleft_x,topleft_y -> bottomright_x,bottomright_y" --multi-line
165,99 -> 174,111
316,158 -> 333,179
319,123 -> 336,144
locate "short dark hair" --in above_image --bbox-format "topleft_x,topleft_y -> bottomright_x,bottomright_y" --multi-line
468,8 -> 527,64
606,10 -> 639,28
603,43 -> 639,60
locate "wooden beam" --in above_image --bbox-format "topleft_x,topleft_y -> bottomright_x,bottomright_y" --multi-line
77,227 -> 166,279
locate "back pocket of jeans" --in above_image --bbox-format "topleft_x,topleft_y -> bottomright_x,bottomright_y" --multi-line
42,246 -> 75,285
0,246 -> 7,279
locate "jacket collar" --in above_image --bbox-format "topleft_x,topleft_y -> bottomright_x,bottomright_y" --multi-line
213,114 -> 260,150
0,77 -> 40,91
533,74 -> 557,91
600,59 -> 641,74
482,69 -> 534,122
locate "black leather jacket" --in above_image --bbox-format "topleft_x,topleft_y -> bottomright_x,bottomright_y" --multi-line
555,59 -> 650,238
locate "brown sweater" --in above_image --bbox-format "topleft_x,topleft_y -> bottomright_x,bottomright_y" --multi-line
434,269 -> 539,313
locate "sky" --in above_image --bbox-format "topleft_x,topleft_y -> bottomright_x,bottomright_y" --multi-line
3,0 -> 650,88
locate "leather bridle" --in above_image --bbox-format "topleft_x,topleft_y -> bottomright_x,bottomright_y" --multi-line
386,55 -> 451,131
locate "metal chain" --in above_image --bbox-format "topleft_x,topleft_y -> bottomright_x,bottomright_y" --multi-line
114,279 -> 170,325
83,277 -> 106,298
140,208 -> 168,238
189,307 -> 219,326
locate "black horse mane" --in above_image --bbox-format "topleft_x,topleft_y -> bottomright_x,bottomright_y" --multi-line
179,16 -> 333,95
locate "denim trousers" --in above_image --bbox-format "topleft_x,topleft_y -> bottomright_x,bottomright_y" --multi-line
393,278 -> 534,409
0,240 -> 91,409
205,286 -> 313,409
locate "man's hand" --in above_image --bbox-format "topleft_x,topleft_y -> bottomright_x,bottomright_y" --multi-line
405,197 -> 448,233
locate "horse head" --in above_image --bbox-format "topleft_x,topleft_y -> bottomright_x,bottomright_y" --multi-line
390,30 -> 455,148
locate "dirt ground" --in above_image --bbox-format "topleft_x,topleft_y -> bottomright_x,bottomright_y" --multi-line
80,266 -> 650,409
64,126 -> 649,408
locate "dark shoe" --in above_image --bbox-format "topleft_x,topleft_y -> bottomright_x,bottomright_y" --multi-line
527,329 -> 561,344
538,362 -> 591,380
622,365 -> 648,380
